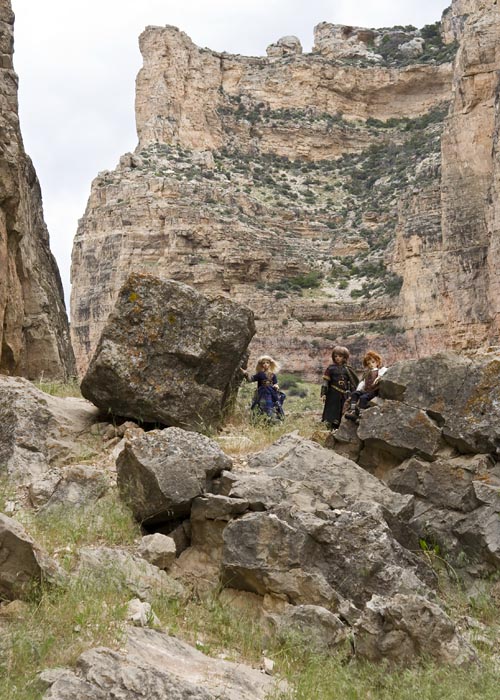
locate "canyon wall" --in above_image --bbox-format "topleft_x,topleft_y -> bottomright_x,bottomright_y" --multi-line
0,0 -> 75,380
71,5 -> 486,378
392,0 -> 500,355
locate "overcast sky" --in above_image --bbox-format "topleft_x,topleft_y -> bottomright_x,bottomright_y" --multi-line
11,0 -> 451,306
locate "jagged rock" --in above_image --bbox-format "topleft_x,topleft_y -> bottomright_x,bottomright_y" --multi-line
221,502 -> 436,609
267,604 -> 349,651
77,546 -> 185,602
387,454 -> 492,513
137,533 -> 177,570
354,594 -> 477,666
217,432 -> 413,519
190,495 -> 250,562
380,353 -> 500,454
313,23 -> 380,61
266,35 -> 302,57
0,0 -> 75,380
81,273 -> 255,431
0,376 -> 98,486
357,400 -> 444,468
42,626 -> 279,700
116,427 -> 232,525
0,513 -> 62,600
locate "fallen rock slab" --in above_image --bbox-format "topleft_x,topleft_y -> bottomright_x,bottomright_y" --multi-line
42,625 -> 281,700
80,273 -> 255,432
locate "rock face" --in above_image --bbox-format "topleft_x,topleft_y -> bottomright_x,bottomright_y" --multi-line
70,10 -> 457,379
80,273 -> 255,430
0,0 -> 75,380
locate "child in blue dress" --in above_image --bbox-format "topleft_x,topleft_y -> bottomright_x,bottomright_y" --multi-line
243,355 -> 285,420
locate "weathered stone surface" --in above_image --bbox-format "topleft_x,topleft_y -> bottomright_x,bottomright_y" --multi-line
0,513 -> 62,600
218,432 -> 413,519
77,546 -> 185,602
38,465 -> 109,511
266,35 -> 302,57
354,594 -> 477,666
267,603 -> 349,651
357,400 -> 444,468
81,273 -> 255,431
116,427 -> 232,525
380,353 -> 500,454
387,454 -> 492,513
0,376 -> 99,485
221,503 -> 435,609
42,626 -> 279,700
137,533 -> 177,570
126,598 -> 160,627
0,0 -> 75,380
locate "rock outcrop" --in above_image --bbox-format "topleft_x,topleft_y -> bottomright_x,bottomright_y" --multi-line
0,0 -> 75,380
70,10 -> 458,379
80,273 -> 255,430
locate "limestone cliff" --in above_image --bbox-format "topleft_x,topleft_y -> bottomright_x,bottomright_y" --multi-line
392,0 -> 500,356
0,0 -> 75,379
71,11 -> 460,378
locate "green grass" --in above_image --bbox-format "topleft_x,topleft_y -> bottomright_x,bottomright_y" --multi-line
33,377 -> 82,398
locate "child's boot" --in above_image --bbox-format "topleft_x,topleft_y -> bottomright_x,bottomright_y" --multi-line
345,400 -> 358,421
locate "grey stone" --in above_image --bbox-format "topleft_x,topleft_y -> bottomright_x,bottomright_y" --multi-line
81,274 -> 255,432
354,594 -> 477,666
137,533 -> 177,570
77,546 -> 185,602
116,427 -> 232,525
42,626 -> 279,700
0,513 -> 63,600
0,376 -> 98,486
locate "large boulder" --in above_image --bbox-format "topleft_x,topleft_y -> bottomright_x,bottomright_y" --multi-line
116,427 -> 232,525
0,376 -> 98,485
354,594 -> 477,666
380,353 -> 500,454
221,503 -> 436,609
357,401 -> 444,470
42,626 -> 279,700
0,513 -> 62,600
80,274 -> 255,431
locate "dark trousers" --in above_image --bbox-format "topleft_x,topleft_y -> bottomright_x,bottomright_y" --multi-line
350,390 -> 377,409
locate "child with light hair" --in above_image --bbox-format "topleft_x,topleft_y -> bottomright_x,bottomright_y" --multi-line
242,355 -> 285,420
345,350 -> 387,421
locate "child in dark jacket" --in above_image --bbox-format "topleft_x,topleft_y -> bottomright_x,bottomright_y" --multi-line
320,345 -> 359,431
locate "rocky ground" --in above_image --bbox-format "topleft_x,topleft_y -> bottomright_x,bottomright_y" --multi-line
1,353 -> 500,699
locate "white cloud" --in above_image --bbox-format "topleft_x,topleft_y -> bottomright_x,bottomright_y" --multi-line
10,0 -> 451,306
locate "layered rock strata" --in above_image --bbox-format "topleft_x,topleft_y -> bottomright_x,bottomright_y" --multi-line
70,12 -> 457,378
0,0 -> 75,379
